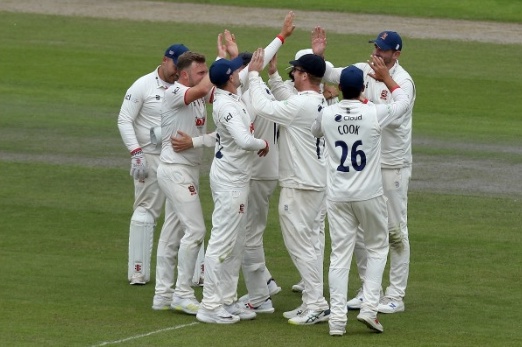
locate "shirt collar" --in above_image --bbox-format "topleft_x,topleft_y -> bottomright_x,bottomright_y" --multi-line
215,88 -> 241,101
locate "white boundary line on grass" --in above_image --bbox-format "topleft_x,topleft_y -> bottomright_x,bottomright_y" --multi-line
91,322 -> 200,346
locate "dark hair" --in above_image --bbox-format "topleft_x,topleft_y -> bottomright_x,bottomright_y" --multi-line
340,86 -> 363,100
238,52 -> 253,66
176,51 -> 206,71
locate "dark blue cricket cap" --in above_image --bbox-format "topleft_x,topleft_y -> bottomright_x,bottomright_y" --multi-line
289,53 -> 326,78
369,31 -> 402,51
164,44 -> 189,64
209,56 -> 244,86
340,65 -> 364,90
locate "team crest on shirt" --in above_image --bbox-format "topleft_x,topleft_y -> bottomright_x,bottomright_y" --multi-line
238,204 -> 245,214
188,185 -> 197,196
380,90 -> 389,100
155,95 -> 160,100
195,116 -> 205,127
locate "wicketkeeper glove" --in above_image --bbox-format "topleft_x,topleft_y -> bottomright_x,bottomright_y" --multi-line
130,148 -> 148,181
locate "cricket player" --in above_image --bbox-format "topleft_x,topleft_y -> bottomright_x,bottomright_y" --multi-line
222,12 -> 295,312
196,56 -> 270,324
117,43 -> 189,286
313,28 -> 416,314
266,48 -> 337,294
153,50 -> 215,314
248,50 -> 330,325
312,62 -> 409,335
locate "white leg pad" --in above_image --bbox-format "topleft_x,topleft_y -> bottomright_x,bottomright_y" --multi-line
128,206 -> 155,283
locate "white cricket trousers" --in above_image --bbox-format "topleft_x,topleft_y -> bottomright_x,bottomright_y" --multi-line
156,163 -> 206,300
242,179 -> 278,306
279,187 -> 329,311
328,195 -> 389,326
201,183 -> 249,310
353,167 -> 411,300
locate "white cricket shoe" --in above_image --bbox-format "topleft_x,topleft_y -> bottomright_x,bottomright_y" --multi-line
170,296 -> 200,315
244,298 -> 275,313
151,295 -> 171,311
346,287 -> 364,309
378,296 -> 405,313
283,304 -> 306,319
291,279 -> 304,293
288,309 -> 330,325
357,313 -> 384,333
130,273 -> 146,285
267,278 -> 282,296
224,302 -> 257,320
329,322 -> 346,336
196,306 -> 240,324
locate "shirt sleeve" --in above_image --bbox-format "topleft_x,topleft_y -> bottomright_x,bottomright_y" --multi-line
322,64 -> 343,84
239,36 -> 284,88
376,87 -> 410,128
192,131 -> 217,148
117,83 -> 143,152
249,71 -> 300,126
223,105 -> 266,151
268,71 -> 295,101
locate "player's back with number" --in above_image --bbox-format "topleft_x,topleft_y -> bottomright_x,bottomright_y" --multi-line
321,102 -> 383,202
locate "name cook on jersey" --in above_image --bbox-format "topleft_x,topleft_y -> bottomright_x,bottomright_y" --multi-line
335,113 -> 362,135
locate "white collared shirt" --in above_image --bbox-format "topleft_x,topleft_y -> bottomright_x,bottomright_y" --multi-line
117,67 -> 171,154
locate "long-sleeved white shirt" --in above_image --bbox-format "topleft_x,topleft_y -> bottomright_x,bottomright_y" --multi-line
117,67 -> 171,155
311,87 -> 409,201
323,61 -> 416,168
248,71 -> 327,191
210,88 -> 267,188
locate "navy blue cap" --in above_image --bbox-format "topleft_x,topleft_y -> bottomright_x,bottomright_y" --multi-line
289,54 -> 326,78
340,65 -> 364,90
164,44 -> 189,64
209,57 -> 244,85
369,31 -> 402,51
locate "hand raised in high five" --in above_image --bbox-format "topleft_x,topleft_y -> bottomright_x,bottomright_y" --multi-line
224,29 -> 239,58
278,11 -> 296,40
311,26 -> 327,57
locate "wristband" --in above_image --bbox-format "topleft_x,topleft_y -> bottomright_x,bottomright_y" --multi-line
276,35 -> 285,44
130,148 -> 142,156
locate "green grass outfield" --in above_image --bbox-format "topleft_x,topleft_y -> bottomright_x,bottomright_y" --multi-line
1,4 -> 521,347
167,0 -> 522,22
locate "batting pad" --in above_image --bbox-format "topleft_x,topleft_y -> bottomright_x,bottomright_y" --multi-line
128,207 -> 155,282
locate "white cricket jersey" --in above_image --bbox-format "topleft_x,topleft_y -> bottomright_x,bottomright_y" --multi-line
210,88 -> 267,188
311,87 -> 409,201
117,67 -> 172,154
248,71 -> 327,191
241,81 -> 279,180
160,81 -> 209,166
323,61 -> 416,168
